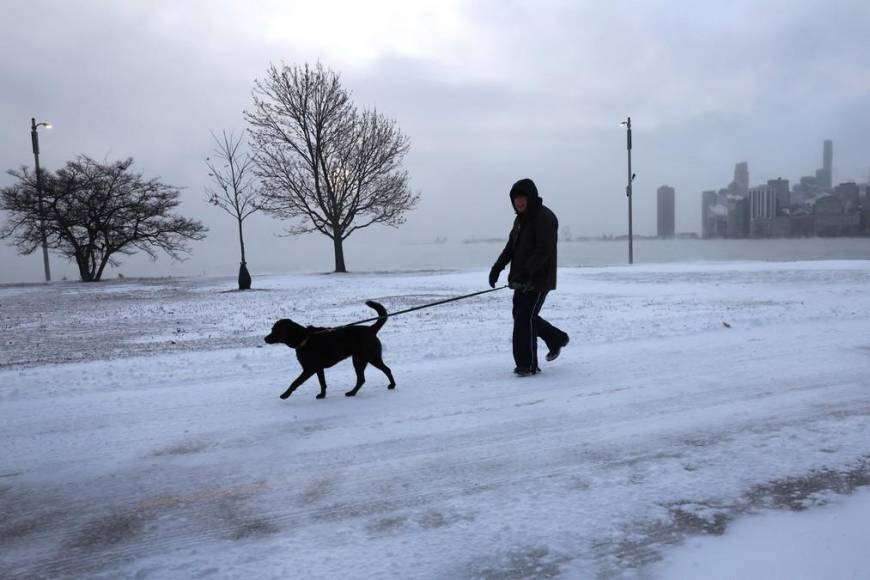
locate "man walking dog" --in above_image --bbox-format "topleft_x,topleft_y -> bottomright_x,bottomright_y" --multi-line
489,178 -> 569,376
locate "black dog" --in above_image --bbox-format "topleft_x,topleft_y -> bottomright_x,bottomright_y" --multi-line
264,301 -> 396,399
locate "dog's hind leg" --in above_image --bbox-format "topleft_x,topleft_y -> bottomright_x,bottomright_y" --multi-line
370,355 -> 396,390
315,370 -> 328,399
280,369 -> 315,399
345,354 -> 368,397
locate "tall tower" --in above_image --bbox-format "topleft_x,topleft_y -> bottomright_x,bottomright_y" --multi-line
657,185 -> 676,238
767,178 -> 790,215
733,162 -> 749,196
823,140 -> 833,188
701,190 -> 717,238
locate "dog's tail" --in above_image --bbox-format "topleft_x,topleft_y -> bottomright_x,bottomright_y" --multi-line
366,300 -> 388,333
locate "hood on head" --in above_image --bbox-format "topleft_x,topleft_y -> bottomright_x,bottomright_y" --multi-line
509,178 -> 542,213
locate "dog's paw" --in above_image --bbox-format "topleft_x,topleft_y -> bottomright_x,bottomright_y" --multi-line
345,391 -> 356,397
388,384 -> 396,390
316,393 -> 326,399
279,392 -> 291,400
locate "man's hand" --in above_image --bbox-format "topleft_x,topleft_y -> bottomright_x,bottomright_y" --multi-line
509,280 -> 534,292
488,265 -> 500,288
509,269 -> 533,291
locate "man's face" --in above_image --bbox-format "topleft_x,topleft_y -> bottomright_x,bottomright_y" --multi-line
513,195 -> 528,213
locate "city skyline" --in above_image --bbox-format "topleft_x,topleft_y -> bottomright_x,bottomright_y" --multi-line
700,139 -> 869,238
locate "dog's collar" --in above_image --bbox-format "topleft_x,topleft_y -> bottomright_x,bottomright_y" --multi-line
298,335 -> 310,348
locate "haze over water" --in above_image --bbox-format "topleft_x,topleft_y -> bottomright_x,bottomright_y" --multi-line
5,237 -> 867,284
322,237 -> 870,273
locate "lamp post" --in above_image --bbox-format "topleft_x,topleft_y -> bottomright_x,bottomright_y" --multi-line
31,117 -> 52,282
620,117 -> 636,264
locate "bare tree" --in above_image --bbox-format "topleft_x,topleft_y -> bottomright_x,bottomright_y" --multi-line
246,62 -> 420,273
1,156 -> 207,282
205,130 -> 260,289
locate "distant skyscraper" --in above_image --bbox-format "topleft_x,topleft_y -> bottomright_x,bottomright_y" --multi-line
701,190 -> 717,238
767,178 -> 790,215
733,162 -> 749,196
657,185 -> 675,238
750,185 -> 776,221
823,140 -> 833,188
833,182 -> 860,213
726,197 -> 750,238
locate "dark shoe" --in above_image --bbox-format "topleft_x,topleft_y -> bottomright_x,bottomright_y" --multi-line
546,335 -> 569,362
513,366 -> 539,377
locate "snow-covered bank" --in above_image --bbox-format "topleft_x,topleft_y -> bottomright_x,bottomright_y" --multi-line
1,261 -> 869,578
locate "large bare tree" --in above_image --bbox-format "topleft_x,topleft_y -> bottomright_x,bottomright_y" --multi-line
205,130 -> 260,289
246,62 -> 420,272
1,156 -> 207,282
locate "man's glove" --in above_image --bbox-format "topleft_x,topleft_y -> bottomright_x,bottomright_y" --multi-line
488,265 -> 501,288
509,268 -> 532,291
509,280 -> 535,291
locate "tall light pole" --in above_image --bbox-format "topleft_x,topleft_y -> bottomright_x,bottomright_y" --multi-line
31,117 -> 53,282
620,117 -> 636,264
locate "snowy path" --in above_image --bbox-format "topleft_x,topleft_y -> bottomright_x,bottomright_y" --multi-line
1,262 -> 869,578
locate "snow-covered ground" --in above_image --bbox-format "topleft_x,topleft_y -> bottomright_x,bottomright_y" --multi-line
1,261 -> 869,579
652,486 -> 870,579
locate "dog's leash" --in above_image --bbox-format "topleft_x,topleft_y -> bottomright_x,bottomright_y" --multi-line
319,285 -> 510,332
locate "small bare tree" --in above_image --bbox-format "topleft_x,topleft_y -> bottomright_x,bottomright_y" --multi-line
205,130 -> 260,290
1,156 -> 207,282
246,62 -> 420,273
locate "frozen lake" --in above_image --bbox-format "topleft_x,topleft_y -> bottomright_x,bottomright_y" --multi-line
1,261 -> 869,578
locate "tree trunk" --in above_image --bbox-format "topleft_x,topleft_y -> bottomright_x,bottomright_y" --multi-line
333,236 -> 347,273
94,255 -> 109,282
238,262 -> 252,290
75,253 -> 94,282
237,218 -> 247,264
237,218 -> 251,290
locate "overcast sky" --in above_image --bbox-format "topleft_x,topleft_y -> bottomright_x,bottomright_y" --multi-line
2,0 -> 869,282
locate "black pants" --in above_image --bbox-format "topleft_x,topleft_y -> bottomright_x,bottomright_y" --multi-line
512,289 -> 566,370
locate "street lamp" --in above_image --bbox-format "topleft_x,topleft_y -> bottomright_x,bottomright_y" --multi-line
31,117 -> 52,282
620,117 -> 636,264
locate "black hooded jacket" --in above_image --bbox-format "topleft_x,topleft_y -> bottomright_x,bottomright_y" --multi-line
493,179 -> 558,291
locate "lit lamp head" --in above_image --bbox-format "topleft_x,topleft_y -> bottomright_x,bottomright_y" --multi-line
32,120 -> 53,130
30,120 -> 53,155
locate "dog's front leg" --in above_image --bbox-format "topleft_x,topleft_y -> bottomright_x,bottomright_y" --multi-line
345,355 -> 367,397
279,370 -> 315,399
315,370 -> 328,399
